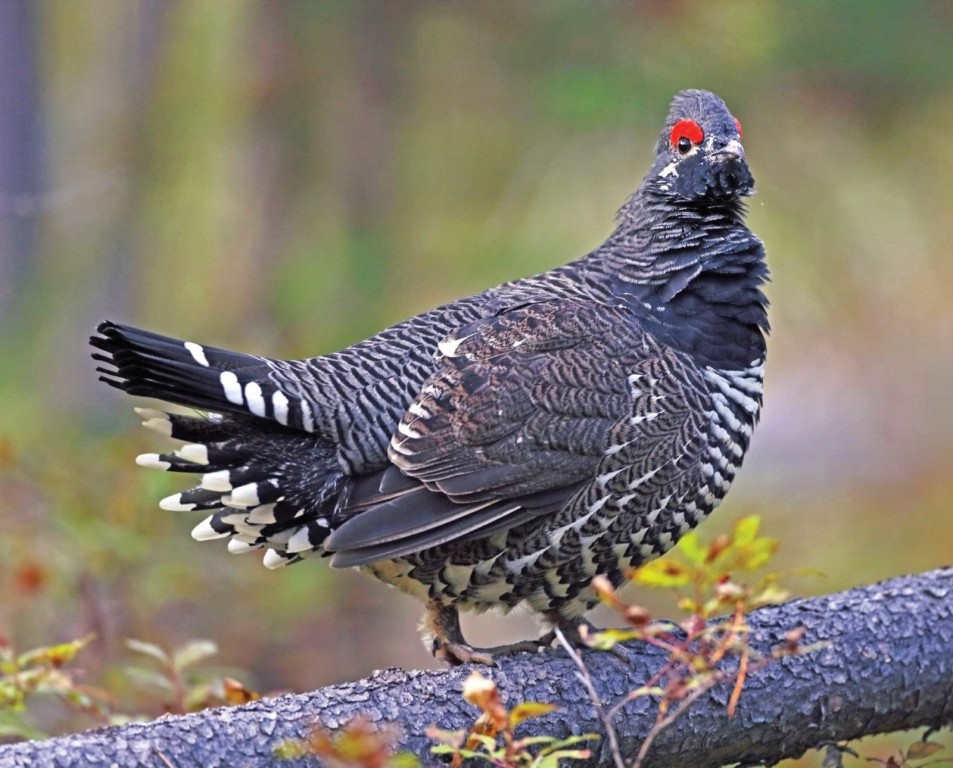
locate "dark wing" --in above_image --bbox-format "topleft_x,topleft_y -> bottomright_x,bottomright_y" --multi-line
326,299 -> 659,566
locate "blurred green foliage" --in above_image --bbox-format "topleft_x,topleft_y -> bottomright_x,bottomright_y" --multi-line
0,1 -> 950,758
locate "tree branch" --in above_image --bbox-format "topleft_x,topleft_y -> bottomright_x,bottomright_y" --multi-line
1,568 -> 951,767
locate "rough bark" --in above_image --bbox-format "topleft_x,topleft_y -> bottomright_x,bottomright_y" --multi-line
1,568 -> 951,768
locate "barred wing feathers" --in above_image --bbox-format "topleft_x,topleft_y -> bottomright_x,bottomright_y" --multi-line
326,300 -> 712,568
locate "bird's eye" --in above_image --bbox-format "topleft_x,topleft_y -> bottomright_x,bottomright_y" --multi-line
733,117 -> 743,138
670,119 -> 704,155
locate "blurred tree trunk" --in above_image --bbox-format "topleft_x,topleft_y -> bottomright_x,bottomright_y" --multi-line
0,0 -> 43,322
0,568 -> 950,767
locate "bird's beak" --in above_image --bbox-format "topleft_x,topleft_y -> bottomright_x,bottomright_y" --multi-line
711,138 -> 745,162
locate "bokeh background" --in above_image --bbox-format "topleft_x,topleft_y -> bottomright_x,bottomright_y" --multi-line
1,0 -> 951,760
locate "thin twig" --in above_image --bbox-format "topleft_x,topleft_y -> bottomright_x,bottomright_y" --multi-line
554,628 -> 626,768
631,677 -> 720,768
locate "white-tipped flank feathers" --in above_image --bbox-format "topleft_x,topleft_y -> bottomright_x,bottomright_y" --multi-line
286,526 -> 313,554
192,516 -> 229,541
227,538 -> 260,554
246,504 -> 278,525
263,549 -> 291,569
200,470 -> 233,492
175,444 -> 209,465
136,453 -> 171,470
135,408 -> 173,437
159,493 -> 195,512
229,482 -> 261,507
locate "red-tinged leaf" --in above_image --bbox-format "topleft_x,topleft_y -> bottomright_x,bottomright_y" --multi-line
462,733 -> 497,751
715,580 -> 746,601
906,740 -> 944,759
623,604 -> 653,627
508,701 -> 556,729
425,725 -> 466,749
13,562 -> 47,596
591,574 -> 622,608
705,534 -> 732,564
461,671 -> 497,709
18,634 -> 95,669
633,559 -> 692,588
223,677 -> 259,705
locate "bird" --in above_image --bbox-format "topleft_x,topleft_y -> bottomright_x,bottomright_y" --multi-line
91,89 -> 768,666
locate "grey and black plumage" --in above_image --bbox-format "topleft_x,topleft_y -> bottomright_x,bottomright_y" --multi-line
91,89 -> 768,664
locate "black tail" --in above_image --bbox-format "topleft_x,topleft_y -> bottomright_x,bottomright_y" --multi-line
91,321 -> 274,416
91,321 -> 346,568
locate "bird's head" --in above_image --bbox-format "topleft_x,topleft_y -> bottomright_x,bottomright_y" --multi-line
648,89 -> 753,203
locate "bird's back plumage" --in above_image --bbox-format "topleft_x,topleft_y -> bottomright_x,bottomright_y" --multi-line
91,89 -> 768,662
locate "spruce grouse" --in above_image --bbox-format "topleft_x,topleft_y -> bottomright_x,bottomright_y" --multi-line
91,90 -> 769,665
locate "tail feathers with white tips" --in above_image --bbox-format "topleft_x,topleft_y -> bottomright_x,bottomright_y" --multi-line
131,406 -> 346,568
91,321 -> 319,432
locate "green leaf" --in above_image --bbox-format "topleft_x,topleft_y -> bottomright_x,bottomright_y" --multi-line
677,531 -> 706,564
466,733 -> 498,750
0,680 -> 25,709
732,515 -> 761,546
125,639 -> 170,667
431,745 -> 486,759
272,739 -> 308,759
126,666 -> 176,694
172,640 -> 218,672
387,753 -> 422,768
752,582 -> 790,607
586,628 -> 638,650
738,537 -> 779,570
0,717 -> 46,742
630,685 -> 665,698
538,734 -> 597,753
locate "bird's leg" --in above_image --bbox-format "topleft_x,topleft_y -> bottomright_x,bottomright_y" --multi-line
423,603 -> 548,666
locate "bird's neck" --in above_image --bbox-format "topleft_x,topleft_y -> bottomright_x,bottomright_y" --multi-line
590,188 -> 770,371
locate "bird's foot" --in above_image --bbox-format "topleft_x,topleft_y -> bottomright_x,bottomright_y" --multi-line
432,637 -> 548,667
423,605 -> 629,666
425,603 -> 549,667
